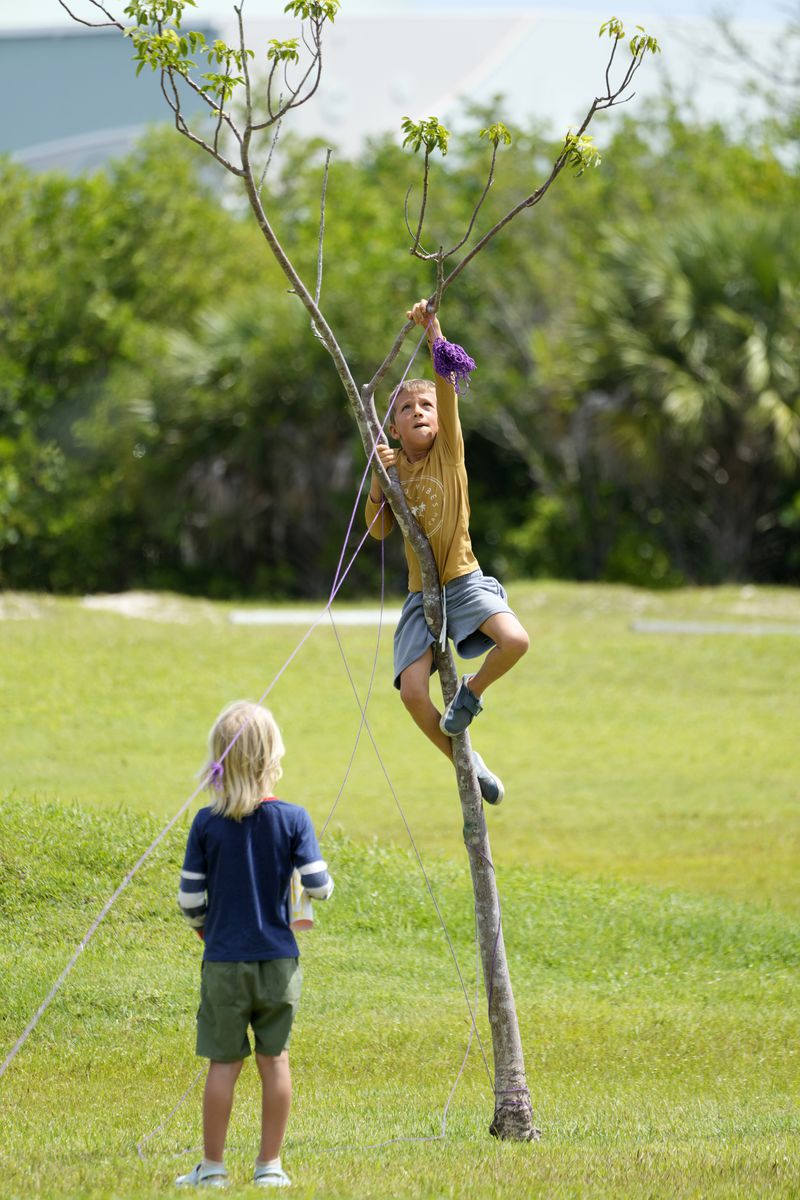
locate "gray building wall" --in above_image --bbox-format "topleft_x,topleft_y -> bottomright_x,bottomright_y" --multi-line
0,12 -> 778,173
0,26 -> 216,172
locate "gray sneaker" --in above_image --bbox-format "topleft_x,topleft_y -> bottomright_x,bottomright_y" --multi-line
472,750 -> 504,805
440,675 -> 483,736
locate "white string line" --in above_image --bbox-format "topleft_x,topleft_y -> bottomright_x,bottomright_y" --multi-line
325,896 -> 487,1154
325,613 -> 494,1088
0,509 -> 382,1085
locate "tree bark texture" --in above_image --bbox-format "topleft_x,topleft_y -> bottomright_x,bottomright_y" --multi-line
352,390 -> 539,1140
432,641 -> 540,1141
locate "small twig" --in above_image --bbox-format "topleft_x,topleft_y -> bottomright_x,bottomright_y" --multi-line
265,59 -> 281,123
410,149 -> 431,256
258,108 -> 284,194
160,67 -> 245,176
235,1 -> 254,130
404,185 -> 433,257
433,254 -> 445,313
252,14 -> 328,130
443,140 -> 499,261
315,148 -> 333,307
604,34 -> 620,98
213,73 -> 230,156
57,0 -> 121,28
301,23 -> 316,56
162,56 -> 244,149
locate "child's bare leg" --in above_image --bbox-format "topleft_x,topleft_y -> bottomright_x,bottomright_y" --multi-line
399,650 -> 454,760
203,1059 -> 243,1161
256,1051 -> 292,1162
467,613 -> 529,699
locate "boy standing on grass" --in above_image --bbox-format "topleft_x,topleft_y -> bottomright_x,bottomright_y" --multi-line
176,700 -> 333,1190
365,299 -> 529,804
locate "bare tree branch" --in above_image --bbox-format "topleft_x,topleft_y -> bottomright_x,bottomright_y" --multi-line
605,32 -> 620,97
212,73 -> 230,156
443,140 -> 499,262
410,149 -> 431,256
160,67 -> 246,177
57,0 -> 122,29
235,1 -> 254,130
252,14 -> 330,131
258,109 -> 283,194
315,148 -> 333,307
403,185 -> 433,257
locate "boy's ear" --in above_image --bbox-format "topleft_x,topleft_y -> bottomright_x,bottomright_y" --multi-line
388,420 -> 399,440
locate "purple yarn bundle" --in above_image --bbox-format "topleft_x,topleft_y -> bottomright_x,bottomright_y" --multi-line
432,336 -> 477,393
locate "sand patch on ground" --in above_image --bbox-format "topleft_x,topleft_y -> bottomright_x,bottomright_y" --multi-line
80,591 -> 223,624
0,594 -> 50,620
0,590 -> 395,626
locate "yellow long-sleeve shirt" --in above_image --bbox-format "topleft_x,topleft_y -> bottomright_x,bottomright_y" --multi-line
365,363 -> 478,594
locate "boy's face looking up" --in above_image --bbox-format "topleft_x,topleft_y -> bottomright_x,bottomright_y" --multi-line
389,384 -> 438,462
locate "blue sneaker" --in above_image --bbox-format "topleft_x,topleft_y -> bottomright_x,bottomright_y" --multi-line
440,675 -> 483,736
472,750 -> 504,805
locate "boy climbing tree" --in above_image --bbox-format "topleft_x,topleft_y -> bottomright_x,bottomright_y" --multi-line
366,299 -> 529,805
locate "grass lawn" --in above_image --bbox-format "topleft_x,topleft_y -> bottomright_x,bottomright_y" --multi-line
1,582 -> 798,1198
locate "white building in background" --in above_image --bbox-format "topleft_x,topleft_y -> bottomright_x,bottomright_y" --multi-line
0,6 -> 781,173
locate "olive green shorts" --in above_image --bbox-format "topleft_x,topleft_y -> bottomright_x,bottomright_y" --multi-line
196,958 -> 302,1062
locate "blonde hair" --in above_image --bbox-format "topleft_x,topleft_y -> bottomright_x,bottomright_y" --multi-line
390,377 -> 436,420
205,700 -> 285,820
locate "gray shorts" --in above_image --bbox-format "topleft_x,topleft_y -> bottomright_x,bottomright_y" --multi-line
393,568 -> 513,688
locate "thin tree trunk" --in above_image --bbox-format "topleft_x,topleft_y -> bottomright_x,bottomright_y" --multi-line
433,642 -> 539,1140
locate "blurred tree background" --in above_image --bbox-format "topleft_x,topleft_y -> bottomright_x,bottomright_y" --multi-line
1,70 -> 799,596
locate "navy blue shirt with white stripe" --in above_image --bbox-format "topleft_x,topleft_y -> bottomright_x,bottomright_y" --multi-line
179,798 -> 331,961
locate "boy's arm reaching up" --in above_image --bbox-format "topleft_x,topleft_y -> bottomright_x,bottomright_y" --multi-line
407,298 -> 460,459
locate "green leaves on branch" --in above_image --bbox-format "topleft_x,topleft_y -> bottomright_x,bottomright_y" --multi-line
479,122 -> 512,148
268,38 -> 300,64
124,23 -> 254,100
564,131 -> 602,175
599,15 -> 660,57
123,0 -> 196,27
122,0 -> 337,99
630,27 -> 660,57
401,116 -> 450,156
283,0 -> 340,20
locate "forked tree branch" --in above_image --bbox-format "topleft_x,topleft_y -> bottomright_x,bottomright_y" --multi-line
57,0 -> 122,29
443,139 -> 500,262
315,148 -> 333,307
410,148 -> 432,256
368,32 -> 651,391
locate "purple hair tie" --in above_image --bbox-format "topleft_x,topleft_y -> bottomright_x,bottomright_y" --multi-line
208,761 -> 224,792
432,336 -> 476,394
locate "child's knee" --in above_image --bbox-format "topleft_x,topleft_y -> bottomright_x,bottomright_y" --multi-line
399,670 -> 430,711
256,1050 -> 289,1077
513,626 -> 530,658
502,622 -> 530,661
